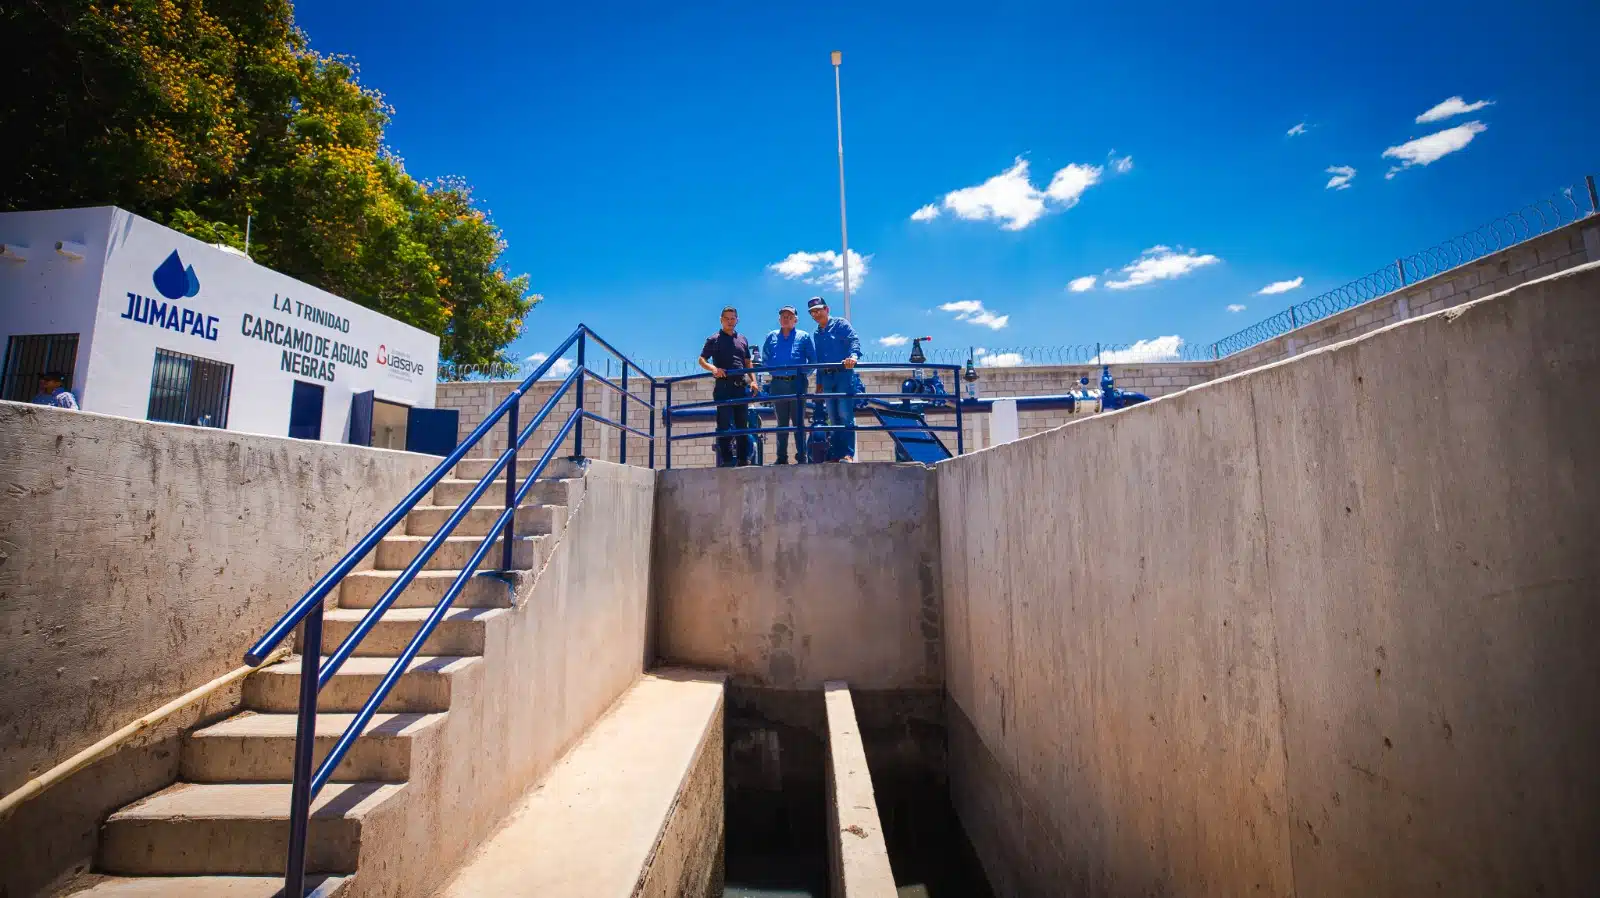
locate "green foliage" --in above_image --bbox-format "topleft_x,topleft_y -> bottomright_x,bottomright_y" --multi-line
2,0 -> 537,376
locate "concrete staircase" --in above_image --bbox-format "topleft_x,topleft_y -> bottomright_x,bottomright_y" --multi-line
67,460 -> 584,897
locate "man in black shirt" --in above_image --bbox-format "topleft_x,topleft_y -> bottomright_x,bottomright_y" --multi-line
698,306 -> 756,467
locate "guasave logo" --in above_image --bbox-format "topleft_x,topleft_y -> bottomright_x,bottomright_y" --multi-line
152,249 -> 201,300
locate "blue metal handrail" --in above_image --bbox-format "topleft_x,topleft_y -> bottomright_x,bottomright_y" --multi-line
659,361 -> 967,465
242,327 -> 584,667
247,325 -> 660,898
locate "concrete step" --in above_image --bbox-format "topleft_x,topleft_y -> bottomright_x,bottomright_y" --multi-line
339,569 -> 513,610
374,533 -> 544,572
315,606 -> 507,657
404,503 -> 564,539
432,477 -> 575,509
183,711 -> 445,783
99,782 -> 405,875
245,656 -> 479,714
454,456 -> 584,481
69,874 -> 350,897
435,669 -> 727,898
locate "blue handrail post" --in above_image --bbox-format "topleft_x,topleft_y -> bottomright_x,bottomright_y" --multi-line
664,381 -> 673,470
648,382 -> 657,469
572,333 -> 587,459
954,371 -> 965,457
619,362 -> 629,465
501,396 -> 519,573
796,388 -> 808,465
283,603 -> 323,898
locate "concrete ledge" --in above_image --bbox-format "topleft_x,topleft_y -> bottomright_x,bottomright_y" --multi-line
434,669 -> 726,897
823,682 -> 897,898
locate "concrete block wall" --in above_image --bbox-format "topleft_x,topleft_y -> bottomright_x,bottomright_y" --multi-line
935,262 -> 1600,898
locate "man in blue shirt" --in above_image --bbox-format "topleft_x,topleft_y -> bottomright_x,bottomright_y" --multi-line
761,305 -> 816,465
806,296 -> 862,462
31,371 -> 79,410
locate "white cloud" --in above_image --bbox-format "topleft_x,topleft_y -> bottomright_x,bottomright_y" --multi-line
1416,96 -> 1494,124
919,157 -> 1104,230
1104,246 -> 1221,290
979,352 -> 1025,368
1325,165 -> 1356,190
878,334 -> 909,347
940,300 -> 1009,330
527,352 -> 575,379
1257,276 -> 1304,295
767,249 -> 871,292
1067,275 -> 1098,293
1287,122 -> 1307,137
1383,121 -> 1487,178
1108,152 -> 1134,174
973,347 -> 988,356
1227,304 -> 1247,313
1099,336 -> 1184,363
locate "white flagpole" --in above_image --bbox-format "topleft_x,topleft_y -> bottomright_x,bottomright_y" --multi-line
832,50 -> 851,321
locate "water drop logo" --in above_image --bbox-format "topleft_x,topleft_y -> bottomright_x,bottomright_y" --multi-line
152,250 -> 200,300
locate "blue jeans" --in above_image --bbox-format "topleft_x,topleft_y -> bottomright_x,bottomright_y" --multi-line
815,369 -> 857,460
766,376 -> 807,461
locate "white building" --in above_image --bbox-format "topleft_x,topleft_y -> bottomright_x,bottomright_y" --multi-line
1,206 -> 453,451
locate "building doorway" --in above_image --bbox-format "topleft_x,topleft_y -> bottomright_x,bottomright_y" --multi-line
371,398 -> 410,450
288,380 -> 325,440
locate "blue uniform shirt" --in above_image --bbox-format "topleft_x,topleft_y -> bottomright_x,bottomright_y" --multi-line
761,328 -> 816,377
812,317 -> 862,366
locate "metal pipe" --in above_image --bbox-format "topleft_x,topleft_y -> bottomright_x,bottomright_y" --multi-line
573,334 -> 586,458
619,363 -> 629,465
283,604 -> 323,898
832,50 -> 851,321
664,381 -> 673,469
648,382 -> 657,469
501,398 -> 518,573
955,387 -> 964,456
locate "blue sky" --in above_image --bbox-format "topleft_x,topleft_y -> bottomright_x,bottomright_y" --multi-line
296,0 -> 1597,371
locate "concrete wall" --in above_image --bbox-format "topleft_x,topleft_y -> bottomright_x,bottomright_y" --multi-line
0,402 -> 439,896
938,263 -> 1600,897
652,464 -> 942,689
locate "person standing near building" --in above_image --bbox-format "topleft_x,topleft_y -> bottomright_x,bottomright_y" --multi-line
31,371 -> 79,410
698,306 -> 756,468
806,296 -> 862,462
761,305 -> 816,465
